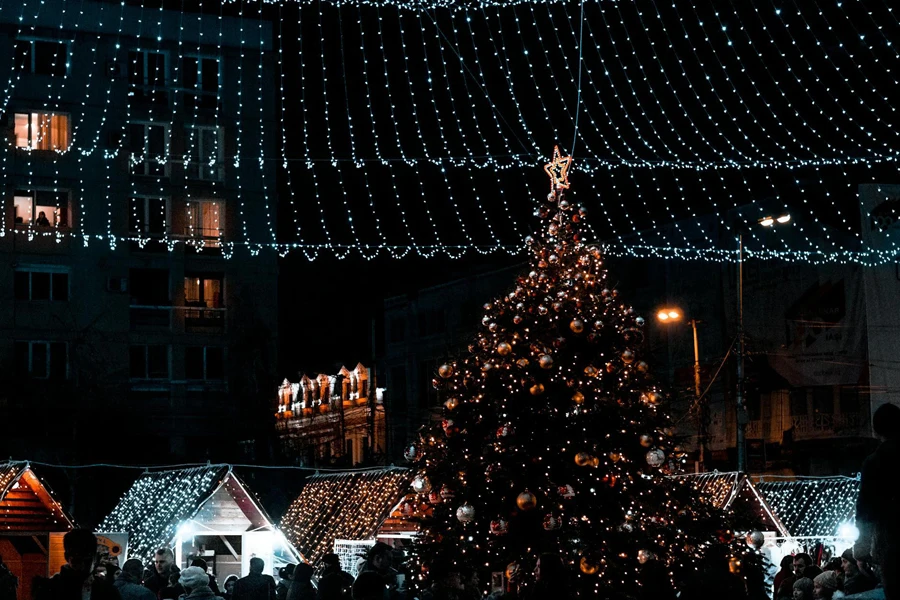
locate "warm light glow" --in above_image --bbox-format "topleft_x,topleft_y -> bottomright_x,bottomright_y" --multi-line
776,214 -> 791,224
657,308 -> 682,322
759,217 -> 775,227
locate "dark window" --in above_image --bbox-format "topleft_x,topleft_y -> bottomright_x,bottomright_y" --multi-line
418,309 -> 446,337
129,197 -> 167,236
182,57 -> 218,109
13,270 -> 68,301
128,124 -> 168,177
185,347 -> 224,380
813,386 -> 834,414
31,272 -> 51,300
185,347 -> 204,379
14,341 -> 66,379
389,366 -> 407,412
127,50 -> 166,87
790,388 -> 808,416
130,345 -> 169,379
388,318 -> 406,343
345,439 -> 353,459
14,40 -> 67,76
129,268 -> 169,305
418,360 -> 438,407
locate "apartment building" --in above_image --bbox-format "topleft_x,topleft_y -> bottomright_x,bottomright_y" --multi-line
0,1 -> 278,461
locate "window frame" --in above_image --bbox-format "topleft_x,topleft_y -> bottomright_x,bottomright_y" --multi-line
14,37 -> 70,76
12,188 -> 71,229
127,49 -> 168,88
185,125 -> 225,181
14,265 -> 70,301
129,195 -> 170,238
14,111 -> 71,151
129,344 -> 171,380
185,346 -> 225,381
184,273 -> 224,308
129,122 -> 170,177
181,54 -> 220,95
183,198 -> 225,245
14,340 -> 68,380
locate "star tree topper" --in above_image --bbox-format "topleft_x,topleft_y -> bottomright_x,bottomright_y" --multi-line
543,145 -> 573,193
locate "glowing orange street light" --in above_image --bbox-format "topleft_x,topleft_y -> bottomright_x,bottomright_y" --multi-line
657,308 -> 681,322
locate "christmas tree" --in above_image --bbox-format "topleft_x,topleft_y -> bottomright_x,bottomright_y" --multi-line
406,148 -> 762,598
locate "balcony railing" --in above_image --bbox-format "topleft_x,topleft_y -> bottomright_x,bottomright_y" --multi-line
184,301 -> 226,331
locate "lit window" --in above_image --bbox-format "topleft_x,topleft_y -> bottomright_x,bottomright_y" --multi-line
184,199 -> 224,246
129,123 -> 168,176
14,341 -> 67,380
13,189 -> 69,228
184,274 -> 223,308
185,347 -> 225,380
14,112 -> 70,151
129,345 -> 169,379
14,39 -> 68,76
186,126 -> 224,180
14,268 -> 69,301
129,197 -> 168,237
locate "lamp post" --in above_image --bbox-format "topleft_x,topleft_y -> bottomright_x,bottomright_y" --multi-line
657,308 -> 705,470
735,213 -> 791,473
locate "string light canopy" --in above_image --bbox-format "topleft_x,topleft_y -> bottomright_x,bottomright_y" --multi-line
755,476 -> 860,540
2,0 -> 899,261
99,465 -> 231,563
279,468 -> 411,564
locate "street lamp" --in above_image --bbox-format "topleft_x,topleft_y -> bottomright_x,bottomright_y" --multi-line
656,307 -> 705,470
735,212 -> 790,473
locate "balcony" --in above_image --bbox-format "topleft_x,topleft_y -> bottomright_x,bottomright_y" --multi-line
791,412 -> 864,441
184,302 -> 226,333
130,305 -> 171,330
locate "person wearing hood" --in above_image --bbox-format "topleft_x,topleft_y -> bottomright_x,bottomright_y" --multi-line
179,567 -> 217,600
284,563 -> 315,600
841,549 -> 877,596
114,559 -> 155,600
812,571 -> 845,600
32,529 -> 122,600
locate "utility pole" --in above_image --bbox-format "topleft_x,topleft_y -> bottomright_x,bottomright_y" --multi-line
736,233 -> 748,473
689,318 -> 705,471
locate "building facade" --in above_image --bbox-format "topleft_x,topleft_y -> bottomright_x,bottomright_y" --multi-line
0,1 -> 278,461
274,363 -> 386,467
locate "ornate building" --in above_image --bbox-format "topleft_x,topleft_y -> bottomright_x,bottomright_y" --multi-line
275,364 -> 386,467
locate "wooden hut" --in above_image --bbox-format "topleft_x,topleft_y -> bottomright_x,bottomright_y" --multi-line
100,465 -> 299,582
0,462 -> 73,600
279,468 -> 412,575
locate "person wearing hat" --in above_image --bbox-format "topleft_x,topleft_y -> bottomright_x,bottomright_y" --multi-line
812,571 -> 845,600
178,566 -> 216,600
840,549 -> 877,595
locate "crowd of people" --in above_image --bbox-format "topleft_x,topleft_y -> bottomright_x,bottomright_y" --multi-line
771,550 -> 881,600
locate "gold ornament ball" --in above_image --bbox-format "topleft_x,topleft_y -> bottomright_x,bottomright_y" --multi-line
529,383 -> 545,396
552,302 -> 563,312
438,364 -> 454,379
497,342 -> 512,356
647,391 -> 662,405
609,452 -> 621,463
572,391 -> 585,405
636,360 -> 649,373
574,452 -> 592,467
505,563 -> 519,580
584,365 -> 599,377
516,490 -> 537,511
513,315 -> 523,324
539,354 -> 554,369
570,319 -> 585,334
444,397 -> 460,411
621,350 -> 636,364
639,434 -> 653,448
579,557 -> 600,575
516,358 -> 530,368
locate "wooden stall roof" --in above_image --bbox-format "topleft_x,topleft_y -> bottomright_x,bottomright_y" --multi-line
754,476 -> 860,539
280,468 -> 411,563
0,462 -> 73,534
